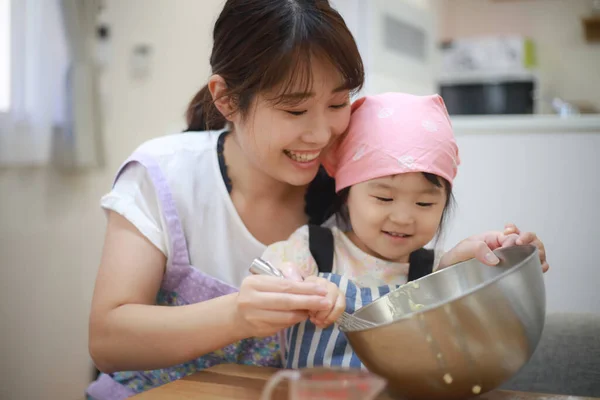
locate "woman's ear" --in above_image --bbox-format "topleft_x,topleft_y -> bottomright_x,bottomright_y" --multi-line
208,74 -> 235,121
350,96 -> 367,114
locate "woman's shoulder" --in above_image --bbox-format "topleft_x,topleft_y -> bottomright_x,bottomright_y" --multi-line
107,129 -> 226,207
130,130 -> 222,161
118,130 -> 225,193
101,130 -> 228,257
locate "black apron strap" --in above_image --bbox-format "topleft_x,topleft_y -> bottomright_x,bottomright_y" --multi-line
308,225 -> 335,273
408,248 -> 435,282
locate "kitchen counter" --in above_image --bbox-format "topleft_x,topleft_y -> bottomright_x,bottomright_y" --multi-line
450,114 -> 600,135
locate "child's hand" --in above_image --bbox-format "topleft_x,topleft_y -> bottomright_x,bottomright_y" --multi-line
439,223 -> 548,272
502,223 -> 548,272
303,275 -> 346,329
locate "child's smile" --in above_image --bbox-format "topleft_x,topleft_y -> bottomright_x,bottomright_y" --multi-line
345,173 -> 447,263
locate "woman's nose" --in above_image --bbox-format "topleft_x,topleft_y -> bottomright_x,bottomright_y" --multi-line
303,115 -> 333,147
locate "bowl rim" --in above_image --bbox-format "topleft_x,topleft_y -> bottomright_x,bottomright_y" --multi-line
342,244 -> 540,332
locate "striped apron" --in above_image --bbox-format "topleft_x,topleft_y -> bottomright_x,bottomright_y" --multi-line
284,273 -> 398,369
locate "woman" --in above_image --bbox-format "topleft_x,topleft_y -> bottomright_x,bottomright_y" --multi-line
86,1 -> 547,398
87,1 -> 365,398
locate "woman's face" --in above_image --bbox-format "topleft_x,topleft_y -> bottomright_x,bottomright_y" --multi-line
231,57 -> 352,187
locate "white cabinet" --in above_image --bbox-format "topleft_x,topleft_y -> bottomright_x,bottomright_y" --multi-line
332,0 -> 438,97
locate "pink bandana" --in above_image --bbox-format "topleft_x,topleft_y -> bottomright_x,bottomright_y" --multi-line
323,92 -> 460,192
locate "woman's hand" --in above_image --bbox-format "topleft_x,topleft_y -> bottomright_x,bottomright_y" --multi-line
235,274 -> 332,338
438,223 -> 549,272
258,261 -> 345,329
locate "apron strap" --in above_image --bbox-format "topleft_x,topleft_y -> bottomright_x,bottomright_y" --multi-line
408,248 -> 435,281
308,225 -> 335,273
112,152 -> 191,268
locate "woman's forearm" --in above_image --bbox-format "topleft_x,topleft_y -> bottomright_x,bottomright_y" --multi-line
89,293 -> 245,373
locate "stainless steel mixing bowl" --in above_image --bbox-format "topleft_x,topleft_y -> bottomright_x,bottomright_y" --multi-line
343,245 -> 545,400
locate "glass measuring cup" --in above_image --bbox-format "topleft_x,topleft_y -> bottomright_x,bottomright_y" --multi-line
260,367 -> 386,400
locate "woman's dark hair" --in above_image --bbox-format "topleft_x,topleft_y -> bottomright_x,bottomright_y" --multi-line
185,0 -> 365,131
329,173 -> 456,239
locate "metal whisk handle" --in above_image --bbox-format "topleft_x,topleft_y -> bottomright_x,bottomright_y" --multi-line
249,258 -> 284,278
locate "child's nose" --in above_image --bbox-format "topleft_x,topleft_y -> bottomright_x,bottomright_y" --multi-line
389,210 -> 414,225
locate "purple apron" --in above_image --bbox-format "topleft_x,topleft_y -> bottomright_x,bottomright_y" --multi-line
86,152 -> 281,400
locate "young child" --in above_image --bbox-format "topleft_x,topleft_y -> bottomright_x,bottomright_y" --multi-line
260,92 -> 541,369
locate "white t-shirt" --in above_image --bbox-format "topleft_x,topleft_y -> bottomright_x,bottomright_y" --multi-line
100,130 -> 265,288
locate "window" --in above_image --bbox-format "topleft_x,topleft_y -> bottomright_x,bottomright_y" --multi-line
0,0 -> 102,167
0,0 -> 9,112
0,0 -> 70,165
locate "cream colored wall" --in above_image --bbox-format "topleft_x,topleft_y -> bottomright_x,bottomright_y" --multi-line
435,0 -> 600,111
0,1 -> 222,398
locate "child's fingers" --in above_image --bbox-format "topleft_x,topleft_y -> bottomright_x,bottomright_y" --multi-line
531,237 -> 548,271
304,277 -> 336,321
441,240 -> 499,268
542,261 -> 550,273
473,241 -> 500,266
537,241 -> 547,267
504,223 -> 520,235
313,310 -> 329,322
311,283 -> 345,328
515,231 -> 537,246
324,291 -> 346,326
500,233 -> 519,248
504,231 -> 549,273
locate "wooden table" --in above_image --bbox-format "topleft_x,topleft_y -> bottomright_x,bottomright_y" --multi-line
131,364 -> 596,400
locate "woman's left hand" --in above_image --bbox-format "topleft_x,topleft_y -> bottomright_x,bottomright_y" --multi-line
438,223 -> 549,273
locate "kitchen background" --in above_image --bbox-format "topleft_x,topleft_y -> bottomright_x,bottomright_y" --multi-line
0,0 -> 599,399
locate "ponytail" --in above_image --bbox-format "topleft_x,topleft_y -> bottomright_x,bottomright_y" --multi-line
185,85 -> 228,131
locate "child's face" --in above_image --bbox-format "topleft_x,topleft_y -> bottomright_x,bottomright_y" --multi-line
346,172 -> 447,263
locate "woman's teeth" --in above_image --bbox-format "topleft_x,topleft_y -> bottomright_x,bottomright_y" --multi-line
284,150 -> 320,163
